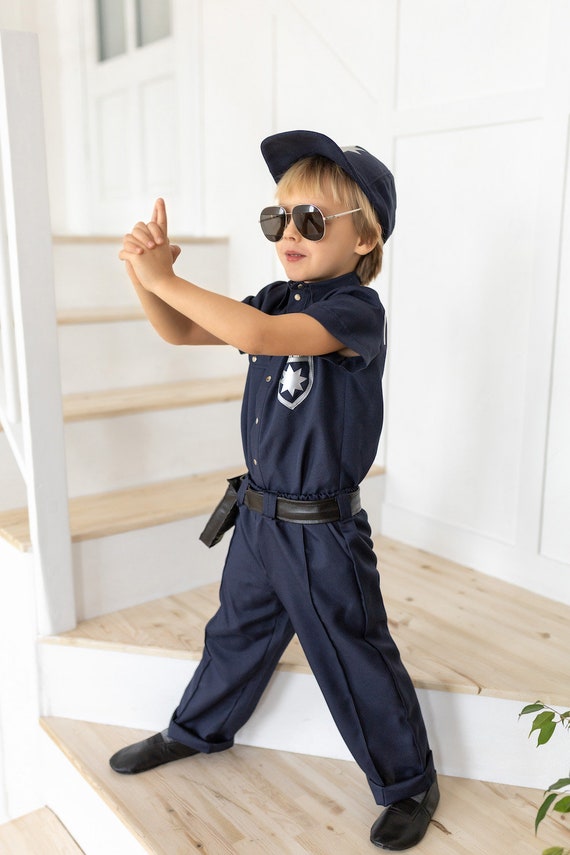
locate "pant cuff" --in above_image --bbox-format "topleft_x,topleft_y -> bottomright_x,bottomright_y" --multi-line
168,718 -> 234,754
368,754 -> 436,806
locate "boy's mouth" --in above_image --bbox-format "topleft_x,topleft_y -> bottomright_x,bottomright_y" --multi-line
284,251 -> 305,262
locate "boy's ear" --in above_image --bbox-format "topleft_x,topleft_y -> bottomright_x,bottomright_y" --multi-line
355,234 -> 379,257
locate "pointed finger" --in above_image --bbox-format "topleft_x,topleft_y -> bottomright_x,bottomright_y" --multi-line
153,198 -> 168,233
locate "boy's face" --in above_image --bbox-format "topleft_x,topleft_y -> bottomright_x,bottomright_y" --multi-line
274,184 -> 372,283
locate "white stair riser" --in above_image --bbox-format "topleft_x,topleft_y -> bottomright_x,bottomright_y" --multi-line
71,516 -> 229,620
64,402 -> 244,496
58,323 -> 245,393
53,240 -> 229,308
39,643 -> 566,791
40,730 -> 147,855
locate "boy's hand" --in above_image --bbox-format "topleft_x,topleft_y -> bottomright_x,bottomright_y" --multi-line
120,198 -> 180,289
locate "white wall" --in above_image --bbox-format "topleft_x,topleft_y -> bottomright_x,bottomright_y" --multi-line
380,0 -> 570,605
3,0 -> 570,604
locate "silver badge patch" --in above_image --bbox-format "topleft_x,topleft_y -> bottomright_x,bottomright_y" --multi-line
278,355 -> 314,410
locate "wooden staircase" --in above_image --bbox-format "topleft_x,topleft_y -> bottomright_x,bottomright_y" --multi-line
1,237 -> 569,852
7,537 -> 570,852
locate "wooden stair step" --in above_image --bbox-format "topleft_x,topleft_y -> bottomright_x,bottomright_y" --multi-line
62,375 -> 246,422
40,716 -> 569,854
0,465 -> 385,552
0,806 -> 83,854
0,373 -> 246,430
57,305 -> 145,324
47,535 -> 570,707
0,465 -> 245,551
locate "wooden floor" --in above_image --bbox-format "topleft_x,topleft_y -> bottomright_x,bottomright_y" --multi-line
49,535 -> 570,707
41,717 -> 569,855
0,806 -> 83,854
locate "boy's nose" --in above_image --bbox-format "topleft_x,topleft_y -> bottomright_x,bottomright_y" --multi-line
282,214 -> 300,239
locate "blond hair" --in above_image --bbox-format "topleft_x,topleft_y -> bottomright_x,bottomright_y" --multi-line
275,156 -> 383,285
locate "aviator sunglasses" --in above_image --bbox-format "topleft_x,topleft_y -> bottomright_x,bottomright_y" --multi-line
259,204 -> 361,242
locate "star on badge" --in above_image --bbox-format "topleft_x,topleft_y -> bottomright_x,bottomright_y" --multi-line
280,365 -> 307,397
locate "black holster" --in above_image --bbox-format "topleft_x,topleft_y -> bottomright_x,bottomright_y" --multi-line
199,474 -> 246,548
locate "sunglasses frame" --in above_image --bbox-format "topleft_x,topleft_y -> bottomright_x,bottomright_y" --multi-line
259,204 -> 362,242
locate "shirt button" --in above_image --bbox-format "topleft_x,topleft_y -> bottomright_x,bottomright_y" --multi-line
255,418 -> 259,425
265,375 -> 271,382
253,458 -> 258,465
294,294 -> 301,301
251,356 -> 257,362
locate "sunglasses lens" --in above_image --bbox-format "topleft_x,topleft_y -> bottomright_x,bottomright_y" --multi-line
292,205 -> 325,241
259,206 -> 286,242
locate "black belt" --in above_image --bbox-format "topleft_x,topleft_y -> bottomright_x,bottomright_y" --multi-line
244,486 -> 361,524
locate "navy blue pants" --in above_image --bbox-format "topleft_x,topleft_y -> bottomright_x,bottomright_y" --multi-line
168,501 -> 435,806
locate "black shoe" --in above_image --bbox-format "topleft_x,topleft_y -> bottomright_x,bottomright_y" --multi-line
370,778 -> 440,850
109,731 -> 199,774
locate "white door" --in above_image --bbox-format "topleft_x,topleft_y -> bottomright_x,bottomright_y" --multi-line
82,0 -> 201,233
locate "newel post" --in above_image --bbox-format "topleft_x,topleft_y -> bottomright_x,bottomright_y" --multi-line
0,30 -> 75,634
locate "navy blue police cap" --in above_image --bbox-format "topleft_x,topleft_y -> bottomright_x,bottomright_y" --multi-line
261,130 -> 396,241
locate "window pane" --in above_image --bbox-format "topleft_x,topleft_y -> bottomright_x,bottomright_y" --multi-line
96,0 -> 126,62
136,0 -> 171,48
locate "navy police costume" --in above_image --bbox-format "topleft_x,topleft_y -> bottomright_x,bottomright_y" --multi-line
168,269 -> 435,806
110,131 -> 439,848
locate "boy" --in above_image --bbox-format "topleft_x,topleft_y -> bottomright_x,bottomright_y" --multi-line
111,130 -> 438,850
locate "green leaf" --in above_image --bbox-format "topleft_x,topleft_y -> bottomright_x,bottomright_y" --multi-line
530,710 -> 555,731
553,795 -> 570,813
546,777 -> 570,792
536,792 -> 558,831
529,711 -> 557,745
541,848 -> 568,855
537,721 -> 557,745
519,703 -> 546,717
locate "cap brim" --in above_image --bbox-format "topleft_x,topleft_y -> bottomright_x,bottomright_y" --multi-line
261,130 -> 354,184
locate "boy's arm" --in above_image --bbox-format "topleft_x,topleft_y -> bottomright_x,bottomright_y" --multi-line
121,199 -> 348,356
125,257 -> 224,346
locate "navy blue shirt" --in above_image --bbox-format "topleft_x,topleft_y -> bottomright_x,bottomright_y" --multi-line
241,271 -> 387,499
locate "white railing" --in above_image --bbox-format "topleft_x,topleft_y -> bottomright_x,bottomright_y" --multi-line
0,31 -> 75,635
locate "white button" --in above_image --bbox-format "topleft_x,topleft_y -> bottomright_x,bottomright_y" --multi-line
294,294 -> 301,301
255,418 -> 259,425
253,458 -> 258,465
265,376 -> 271,382
252,356 -> 257,362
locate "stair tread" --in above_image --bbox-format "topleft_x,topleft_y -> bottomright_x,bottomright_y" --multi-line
62,375 -> 246,421
40,716 -> 568,854
57,306 -> 145,324
47,535 -> 570,706
0,465 -> 385,551
0,466 -> 243,550
0,806 -> 83,853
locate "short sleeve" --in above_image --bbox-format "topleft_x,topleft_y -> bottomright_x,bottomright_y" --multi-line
304,286 -> 386,368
